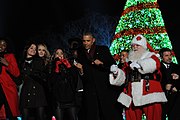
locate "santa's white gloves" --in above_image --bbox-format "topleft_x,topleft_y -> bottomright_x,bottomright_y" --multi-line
110,64 -> 118,74
130,62 -> 141,70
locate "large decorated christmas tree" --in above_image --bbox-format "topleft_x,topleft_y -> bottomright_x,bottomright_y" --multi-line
110,0 -> 178,64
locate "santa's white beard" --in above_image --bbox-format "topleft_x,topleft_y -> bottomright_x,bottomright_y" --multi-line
128,48 -> 146,61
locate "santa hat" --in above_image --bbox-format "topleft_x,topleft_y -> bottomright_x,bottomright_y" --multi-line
131,34 -> 147,49
131,34 -> 159,54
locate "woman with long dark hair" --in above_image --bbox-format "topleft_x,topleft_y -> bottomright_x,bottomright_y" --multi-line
19,41 -> 47,120
49,48 -> 78,120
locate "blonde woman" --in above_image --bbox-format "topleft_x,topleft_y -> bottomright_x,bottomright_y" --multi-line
37,43 -> 51,66
37,43 -> 52,119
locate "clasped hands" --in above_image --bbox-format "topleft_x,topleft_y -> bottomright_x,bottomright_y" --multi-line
110,61 -> 141,74
0,57 -> 9,66
171,73 -> 179,80
92,59 -> 103,65
166,84 -> 177,92
129,61 -> 141,70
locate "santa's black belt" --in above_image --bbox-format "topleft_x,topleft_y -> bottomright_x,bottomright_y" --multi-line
129,74 -> 154,82
141,74 -> 154,80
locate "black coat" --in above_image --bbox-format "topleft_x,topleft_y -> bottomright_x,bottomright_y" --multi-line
49,59 -> 79,108
160,62 -> 180,120
19,57 -> 47,110
160,62 -> 180,92
77,45 -> 123,120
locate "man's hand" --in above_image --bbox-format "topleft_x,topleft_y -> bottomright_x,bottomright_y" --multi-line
172,87 -> 178,92
171,73 -> 179,80
92,59 -> 103,65
166,84 -> 172,91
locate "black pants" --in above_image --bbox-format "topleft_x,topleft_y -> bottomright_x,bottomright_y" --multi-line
21,107 -> 45,120
162,92 -> 180,120
54,102 -> 78,120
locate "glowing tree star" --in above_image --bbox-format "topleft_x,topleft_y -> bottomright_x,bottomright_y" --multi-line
110,0 -> 178,64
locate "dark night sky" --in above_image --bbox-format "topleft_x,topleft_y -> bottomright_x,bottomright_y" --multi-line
0,0 -> 179,62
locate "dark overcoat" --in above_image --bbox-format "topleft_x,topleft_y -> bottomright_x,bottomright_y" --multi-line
49,60 -> 79,108
19,57 -> 47,110
77,45 -> 123,120
160,62 -> 180,120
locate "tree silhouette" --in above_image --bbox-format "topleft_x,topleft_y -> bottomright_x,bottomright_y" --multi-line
63,12 -> 118,47
31,11 -> 119,54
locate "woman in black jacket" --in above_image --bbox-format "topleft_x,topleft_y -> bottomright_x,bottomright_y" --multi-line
19,41 -> 47,120
49,48 -> 78,120
37,43 -> 52,120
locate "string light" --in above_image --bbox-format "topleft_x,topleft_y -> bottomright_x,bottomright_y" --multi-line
110,0 -> 178,64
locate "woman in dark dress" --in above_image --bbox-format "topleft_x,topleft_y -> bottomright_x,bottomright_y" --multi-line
49,48 -> 78,120
19,41 -> 47,120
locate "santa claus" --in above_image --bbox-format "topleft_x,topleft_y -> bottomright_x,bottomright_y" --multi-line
109,34 -> 167,120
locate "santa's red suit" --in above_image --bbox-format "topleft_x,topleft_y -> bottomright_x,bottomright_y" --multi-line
110,34 -> 167,120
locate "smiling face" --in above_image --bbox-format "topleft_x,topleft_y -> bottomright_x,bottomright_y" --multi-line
0,40 -> 7,53
82,34 -> 95,50
131,44 -> 143,52
120,51 -> 128,63
128,44 -> 146,61
162,51 -> 172,64
38,44 -> 46,57
27,44 -> 37,58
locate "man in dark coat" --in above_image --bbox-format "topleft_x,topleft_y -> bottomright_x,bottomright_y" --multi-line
74,32 -> 123,120
159,48 -> 180,120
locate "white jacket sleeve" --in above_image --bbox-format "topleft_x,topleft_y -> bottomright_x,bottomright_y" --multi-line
137,58 -> 156,74
109,68 -> 126,86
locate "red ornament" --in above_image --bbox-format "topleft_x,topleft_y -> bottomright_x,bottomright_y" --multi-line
136,36 -> 142,41
171,51 -> 175,56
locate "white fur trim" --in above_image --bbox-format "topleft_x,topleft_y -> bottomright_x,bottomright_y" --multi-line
139,92 -> 167,106
109,68 -> 125,86
133,92 -> 167,106
117,92 -> 132,108
131,80 -> 167,106
155,53 -> 160,58
137,58 -> 156,74
140,51 -> 153,59
131,80 -> 143,106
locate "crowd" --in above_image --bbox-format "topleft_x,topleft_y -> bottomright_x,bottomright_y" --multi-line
0,33 -> 179,120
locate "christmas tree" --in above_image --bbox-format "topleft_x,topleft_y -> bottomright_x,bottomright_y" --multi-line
110,0 -> 178,64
